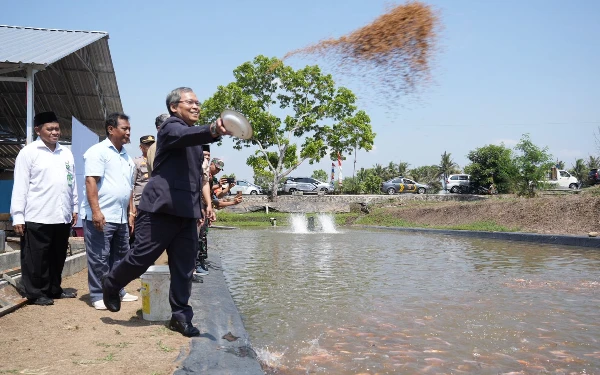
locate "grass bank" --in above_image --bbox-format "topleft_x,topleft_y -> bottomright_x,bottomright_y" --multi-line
216,208 -> 519,232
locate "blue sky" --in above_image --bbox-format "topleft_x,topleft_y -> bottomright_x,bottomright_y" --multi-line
4,0 -> 599,181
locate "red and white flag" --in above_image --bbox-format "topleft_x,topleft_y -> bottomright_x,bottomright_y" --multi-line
337,152 -> 343,186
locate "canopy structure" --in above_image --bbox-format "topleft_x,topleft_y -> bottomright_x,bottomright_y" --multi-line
0,25 -> 123,169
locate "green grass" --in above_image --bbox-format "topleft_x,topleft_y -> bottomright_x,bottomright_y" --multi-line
157,340 -> 174,352
216,209 -> 520,233
214,212 -> 291,227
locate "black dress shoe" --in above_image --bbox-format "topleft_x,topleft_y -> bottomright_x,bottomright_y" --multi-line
52,291 -> 77,299
102,278 -> 121,312
31,296 -> 54,306
168,318 -> 200,337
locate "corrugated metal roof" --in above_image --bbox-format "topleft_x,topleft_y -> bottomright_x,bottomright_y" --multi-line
0,25 -> 122,161
0,144 -> 22,169
0,25 -> 107,68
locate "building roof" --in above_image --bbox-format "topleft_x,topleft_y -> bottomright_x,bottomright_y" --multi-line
0,25 -> 123,169
0,25 -> 107,68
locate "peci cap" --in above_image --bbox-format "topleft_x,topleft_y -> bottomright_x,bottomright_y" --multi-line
202,144 -> 210,152
211,158 -> 224,170
34,111 -> 58,127
140,135 -> 155,144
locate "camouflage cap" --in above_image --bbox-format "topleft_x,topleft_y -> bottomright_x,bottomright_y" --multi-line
211,158 -> 224,170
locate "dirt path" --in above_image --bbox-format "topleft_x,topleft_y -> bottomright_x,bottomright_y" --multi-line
0,254 -> 189,375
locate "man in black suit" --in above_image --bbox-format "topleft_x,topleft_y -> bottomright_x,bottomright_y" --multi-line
102,87 -> 228,337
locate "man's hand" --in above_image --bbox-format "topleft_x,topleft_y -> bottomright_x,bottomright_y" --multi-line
206,206 -> 216,222
92,210 -> 106,232
71,213 -> 79,227
128,213 -> 135,234
233,196 -> 243,205
214,117 -> 230,136
14,224 -> 25,236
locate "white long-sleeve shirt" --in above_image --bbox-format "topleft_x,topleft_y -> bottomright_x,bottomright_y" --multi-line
10,139 -> 79,225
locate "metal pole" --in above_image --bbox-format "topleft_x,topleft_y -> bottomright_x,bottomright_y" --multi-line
26,66 -> 37,144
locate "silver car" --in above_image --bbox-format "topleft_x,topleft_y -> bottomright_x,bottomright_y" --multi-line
283,177 -> 332,194
228,180 -> 262,195
381,177 -> 428,194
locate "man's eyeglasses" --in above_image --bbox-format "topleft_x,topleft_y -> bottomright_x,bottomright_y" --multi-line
176,100 -> 201,106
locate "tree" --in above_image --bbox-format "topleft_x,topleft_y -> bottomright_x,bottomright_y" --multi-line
570,159 -> 587,187
438,151 -> 459,190
198,55 -> 375,200
587,155 -> 600,169
513,134 -> 553,197
397,161 -> 410,177
464,144 -> 517,193
311,169 -> 328,182
409,165 -> 442,193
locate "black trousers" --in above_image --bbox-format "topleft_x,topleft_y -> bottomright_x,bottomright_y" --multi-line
20,222 -> 71,300
104,210 -> 197,322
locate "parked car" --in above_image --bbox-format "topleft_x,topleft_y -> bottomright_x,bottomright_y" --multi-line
446,174 -> 470,193
589,169 -> 600,185
381,177 -> 428,195
229,180 -> 262,195
543,169 -> 579,189
282,177 -> 332,194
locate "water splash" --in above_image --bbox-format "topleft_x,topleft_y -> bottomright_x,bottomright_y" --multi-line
289,213 -> 338,234
289,214 -> 309,233
317,214 -> 337,233
255,346 -> 286,372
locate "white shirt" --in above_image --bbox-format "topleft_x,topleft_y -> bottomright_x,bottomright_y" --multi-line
80,138 -> 135,224
11,139 -> 79,225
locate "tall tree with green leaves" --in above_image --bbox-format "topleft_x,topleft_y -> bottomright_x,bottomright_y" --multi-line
311,169 -> 328,182
464,144 -> 517,193
438,151 -> 459,190
198,55 -> 375,200
570,159 -> 587,186
397,161 -> 410,177
587,155 -> 600,169
513,134 -> 553,197
409,165 -> 442,192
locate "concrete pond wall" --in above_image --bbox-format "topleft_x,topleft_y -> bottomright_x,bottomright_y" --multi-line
224,193 -> 486,214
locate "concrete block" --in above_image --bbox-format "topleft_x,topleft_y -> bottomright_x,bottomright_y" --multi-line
61,252 -> 87,278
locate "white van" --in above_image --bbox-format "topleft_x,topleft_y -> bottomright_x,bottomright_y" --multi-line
546,169 -> 579,189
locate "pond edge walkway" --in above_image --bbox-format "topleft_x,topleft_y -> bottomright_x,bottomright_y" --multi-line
174,249 -> 264,375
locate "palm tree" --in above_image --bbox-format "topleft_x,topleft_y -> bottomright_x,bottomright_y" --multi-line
438,151 -> 459,191
570,159 -> 587,186
386,161 -> 397,180
373,164 -> 386,180
587,155 -> 600,169
397,161 -> 410,177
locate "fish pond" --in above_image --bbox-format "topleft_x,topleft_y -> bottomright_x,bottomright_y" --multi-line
210,219 -> 600,374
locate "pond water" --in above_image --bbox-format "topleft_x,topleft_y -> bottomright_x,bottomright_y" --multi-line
209,223 -> 600,374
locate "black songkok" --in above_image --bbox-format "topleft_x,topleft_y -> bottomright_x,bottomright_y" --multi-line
34,111 -> 58,127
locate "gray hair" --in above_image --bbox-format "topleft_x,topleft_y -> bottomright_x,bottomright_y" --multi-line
154,113 -> 170,129
166,87 -> 194,115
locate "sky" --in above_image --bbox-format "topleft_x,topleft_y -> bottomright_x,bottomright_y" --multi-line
3,0 -> 600,182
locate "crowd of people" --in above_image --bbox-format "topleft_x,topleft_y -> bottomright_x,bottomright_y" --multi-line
10,87 -> 243,337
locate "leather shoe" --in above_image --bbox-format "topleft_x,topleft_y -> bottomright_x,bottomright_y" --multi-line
52,291 -> 77,299
168,318 -> 200,337
31,296 -> 54,306
102,277 -> 121,312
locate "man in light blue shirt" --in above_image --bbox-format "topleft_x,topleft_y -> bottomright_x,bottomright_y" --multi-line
81,112 -> 138,310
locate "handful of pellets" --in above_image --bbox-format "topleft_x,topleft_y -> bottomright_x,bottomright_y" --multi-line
285,1 -> 440,104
